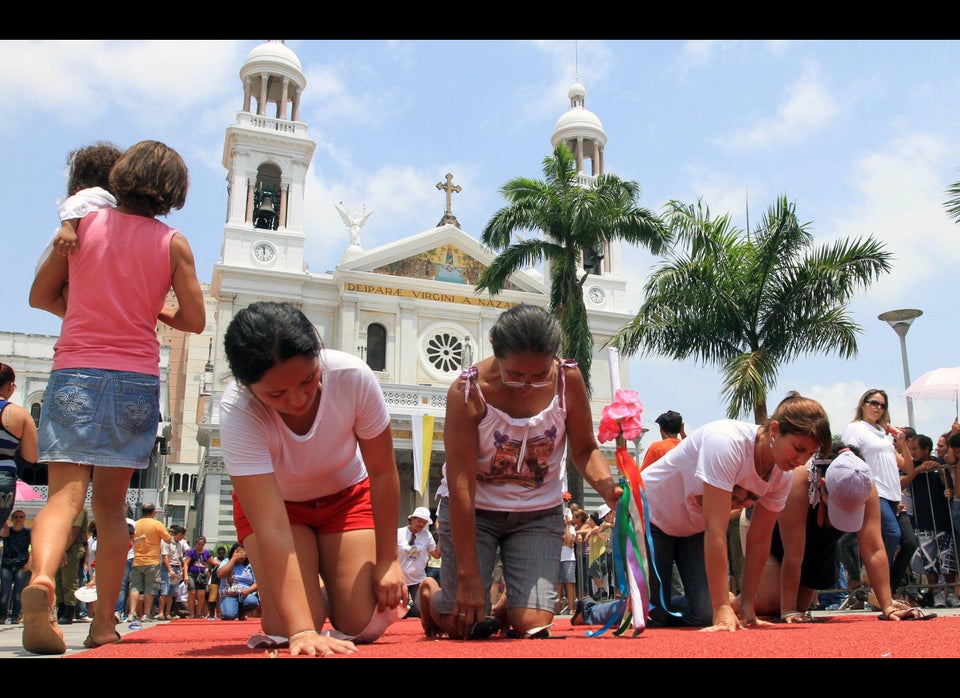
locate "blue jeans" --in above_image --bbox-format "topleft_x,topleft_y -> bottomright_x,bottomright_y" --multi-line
218,591 -> 259,620
115,557 -> 133,614
0,564 -> 29,619
647,524 -> 712,627
891,511 -> 918,592
436,497 -> 562,616
578,595 -> 624,626
879,498 -> 902,570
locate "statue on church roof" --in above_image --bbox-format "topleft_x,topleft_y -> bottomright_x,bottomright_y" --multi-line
335,203 -> 374,248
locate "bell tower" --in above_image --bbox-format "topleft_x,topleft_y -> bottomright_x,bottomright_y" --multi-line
216,40 -> 316,275
550,79 -> 628,315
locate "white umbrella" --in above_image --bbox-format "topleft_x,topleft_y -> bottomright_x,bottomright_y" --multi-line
903,367 -> 960,417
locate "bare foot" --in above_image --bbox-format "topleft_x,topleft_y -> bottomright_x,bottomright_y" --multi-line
491,591 -> 509,630
730,592 -> 741,615
418,578 -> 444,637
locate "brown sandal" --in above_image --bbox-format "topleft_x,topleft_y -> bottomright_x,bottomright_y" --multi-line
83,630 -> 122,648
21,585 -> 66,655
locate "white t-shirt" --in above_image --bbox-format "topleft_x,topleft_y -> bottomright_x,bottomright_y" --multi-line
396,526 -> 437,586
36,187 -> 117,273
841,420 -> 901,502
641,419 -> 792,537
219,349 -> 390,501
125,518 -> 137,561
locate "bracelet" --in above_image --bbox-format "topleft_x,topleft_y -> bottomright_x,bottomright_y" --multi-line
289,629 -> 319,642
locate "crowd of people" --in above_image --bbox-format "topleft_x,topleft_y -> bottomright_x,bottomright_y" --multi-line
6,293 -> 960,653
5,139 -> 960,656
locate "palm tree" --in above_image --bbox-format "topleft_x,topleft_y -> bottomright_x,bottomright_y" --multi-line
945,177 -> 960,224
609,195 -> 893,424
476,142 -> 670,502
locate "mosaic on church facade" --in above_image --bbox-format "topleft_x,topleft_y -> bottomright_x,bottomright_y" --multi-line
372,245 -> 520,289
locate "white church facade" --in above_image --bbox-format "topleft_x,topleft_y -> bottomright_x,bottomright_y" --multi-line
194,40 -> 638,541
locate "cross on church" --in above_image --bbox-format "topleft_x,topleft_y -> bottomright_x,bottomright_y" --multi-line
436,172 -> 462,228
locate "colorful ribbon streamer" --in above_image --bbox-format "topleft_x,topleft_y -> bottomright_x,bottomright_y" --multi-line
586,442 -> 650,637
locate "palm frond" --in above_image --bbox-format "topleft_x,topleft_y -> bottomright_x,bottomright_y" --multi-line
615,195 -> 892,423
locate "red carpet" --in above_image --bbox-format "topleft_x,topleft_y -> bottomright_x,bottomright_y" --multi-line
65,614 -> 960,660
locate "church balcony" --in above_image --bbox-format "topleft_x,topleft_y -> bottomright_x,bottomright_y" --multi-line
237,112 -> 306,136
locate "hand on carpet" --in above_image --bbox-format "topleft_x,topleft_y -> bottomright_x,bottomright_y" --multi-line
289,629 -> 357,657
702,605 -> 743,632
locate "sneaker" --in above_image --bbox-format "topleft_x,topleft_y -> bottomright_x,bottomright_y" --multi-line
934,591 -> 947,608
948,593 -> 960,608
3,617 -> 11,625
144,615 -> 159,622
129,619 -> 143,630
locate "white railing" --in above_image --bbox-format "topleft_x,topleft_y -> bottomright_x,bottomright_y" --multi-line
241,113 -> 305,135
381,386 -> 447,411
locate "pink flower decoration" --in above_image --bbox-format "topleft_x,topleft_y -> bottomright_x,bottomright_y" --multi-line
597,389 -> 644,445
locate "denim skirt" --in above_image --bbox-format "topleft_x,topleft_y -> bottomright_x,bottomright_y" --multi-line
38,368 -> 160,469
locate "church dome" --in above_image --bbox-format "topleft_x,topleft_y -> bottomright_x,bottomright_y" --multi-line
551,81 -> 606,148
244,40 -> 303,72
240,40 -> 306,94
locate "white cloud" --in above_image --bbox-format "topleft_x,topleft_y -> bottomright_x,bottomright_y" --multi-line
824,132 -> 958,304
518,40 -> 613,130
719,58 -> 839,151
0,40 -> 242,131
673,40 -> 724,75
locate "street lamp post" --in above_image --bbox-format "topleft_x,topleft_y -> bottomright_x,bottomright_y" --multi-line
878,308 -> 923,429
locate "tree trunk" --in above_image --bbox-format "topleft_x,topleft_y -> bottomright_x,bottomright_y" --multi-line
566,452 -> 584,510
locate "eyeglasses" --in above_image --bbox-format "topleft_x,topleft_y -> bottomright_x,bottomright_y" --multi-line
499,366 -> 555,389
408,531 -> 417,546
11,515 -> 25,519
864,399 -> 887,409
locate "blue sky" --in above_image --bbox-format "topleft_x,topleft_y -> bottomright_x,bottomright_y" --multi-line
2,39 -> 959,445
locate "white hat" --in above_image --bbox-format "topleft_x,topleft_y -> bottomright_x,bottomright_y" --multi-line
74,586 -> 97,603
825,450 -> 873,533
408,506 -> 432,523
597,504 -> 612,519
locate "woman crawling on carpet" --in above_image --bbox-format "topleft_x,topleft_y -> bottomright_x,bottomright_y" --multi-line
640,392 -> 832,631
419,304 -> 622,640
220,302 -> 407,657
733,441 -> 931,622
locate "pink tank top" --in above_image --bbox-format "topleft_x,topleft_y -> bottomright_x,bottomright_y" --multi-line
53,208 -> 176,376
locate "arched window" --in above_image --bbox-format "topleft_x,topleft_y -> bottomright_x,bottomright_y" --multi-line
252,163 -> 282,230
366,323 -> 386,372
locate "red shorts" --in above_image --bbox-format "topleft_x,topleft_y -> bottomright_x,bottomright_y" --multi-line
232,478 -> 375,542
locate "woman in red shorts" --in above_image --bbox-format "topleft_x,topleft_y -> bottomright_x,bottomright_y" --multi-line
220,302 -> 406,657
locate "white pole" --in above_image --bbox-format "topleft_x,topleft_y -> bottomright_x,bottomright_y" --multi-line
606,346 -> 621,394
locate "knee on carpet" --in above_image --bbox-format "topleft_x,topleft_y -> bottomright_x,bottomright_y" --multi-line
329,604 -> 404,644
